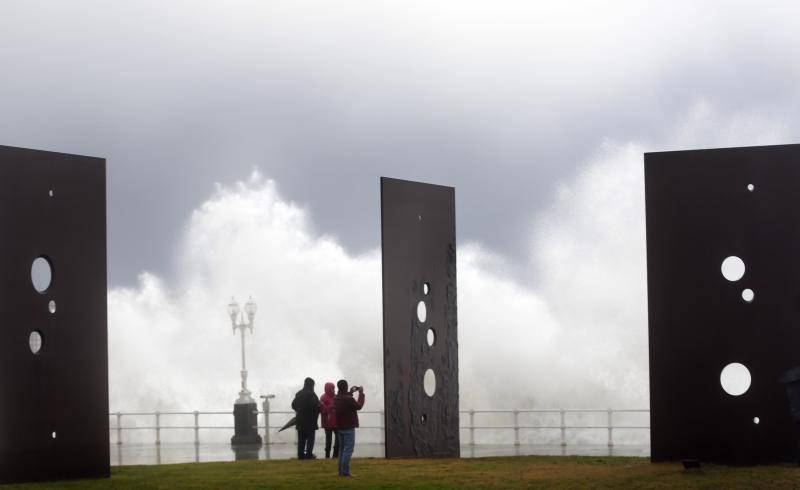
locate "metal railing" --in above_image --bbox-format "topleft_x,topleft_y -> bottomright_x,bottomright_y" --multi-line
110,408 -> 649,447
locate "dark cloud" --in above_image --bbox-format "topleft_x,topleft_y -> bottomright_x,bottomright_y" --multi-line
1,1 -> 800,286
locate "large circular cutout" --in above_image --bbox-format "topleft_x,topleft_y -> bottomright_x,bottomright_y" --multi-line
31,257 -> 53,293
721,256 -> 745,282
423,368 -> 436,397
29,331 -> 43,355
417,301 -> 427,323
720,362 -> 751,396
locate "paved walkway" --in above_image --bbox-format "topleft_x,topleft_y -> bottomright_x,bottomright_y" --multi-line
111,443 -> 650,466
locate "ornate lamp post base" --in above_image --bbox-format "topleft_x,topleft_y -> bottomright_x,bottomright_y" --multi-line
231,402 -> 263,446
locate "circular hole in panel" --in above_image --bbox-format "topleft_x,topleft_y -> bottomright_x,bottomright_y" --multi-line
49,189 -> 54,197
417,301 -> 427,323
29,331 -> 43,355
423,283 -> 430,296
421,414 -> 427,425
427,328 -> 435,347
741,289 -> 754,303
720,363 -> 751,396
51,431 -> 56,439
721,256 -> 745,282
747,184 -> 754,192
48,300 -> 56,314
753,417 -> 760,425
417,213 -> 423,221
31,257 -> 53,293
423,369 -> 436,397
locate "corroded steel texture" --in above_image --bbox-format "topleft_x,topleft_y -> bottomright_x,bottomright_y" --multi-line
0,146 -> 109,483
381,177 -> 459,458
646,144 -> 800,464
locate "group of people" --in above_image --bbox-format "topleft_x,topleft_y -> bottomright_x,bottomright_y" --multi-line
291,377 -> 365,477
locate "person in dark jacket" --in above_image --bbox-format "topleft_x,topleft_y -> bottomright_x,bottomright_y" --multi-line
319,382 -> 340,458
291,377 -> 320,460
333,379 -> 365,477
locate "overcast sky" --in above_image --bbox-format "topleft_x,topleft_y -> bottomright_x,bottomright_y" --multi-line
2,1 -> 799,286
3,2 -> 800,415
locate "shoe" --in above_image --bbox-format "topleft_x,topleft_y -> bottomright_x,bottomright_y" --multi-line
307,454 -> 318,460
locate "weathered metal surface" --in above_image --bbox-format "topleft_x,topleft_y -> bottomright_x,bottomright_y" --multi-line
645,144 -> 800,464
381,177 -> 459,458
0,145 -> 109,483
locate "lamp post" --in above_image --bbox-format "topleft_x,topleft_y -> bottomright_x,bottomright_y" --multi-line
228,296 -> 262,446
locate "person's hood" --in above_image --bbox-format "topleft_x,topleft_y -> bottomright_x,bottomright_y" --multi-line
303,377 -> 315,389
324,382 -> 335,395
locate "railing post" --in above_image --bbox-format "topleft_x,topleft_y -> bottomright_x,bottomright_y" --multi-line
116,412 -> 122,445
155,411 -> 161,446
607,409 -> 613,448
194,411 -> 200,446
560,409 -> 566,447
263,405 -> 270,447
379,411 -> 385,444
513,410 -> 520,446
469,409 -> 475,446
260,395 -> 275,446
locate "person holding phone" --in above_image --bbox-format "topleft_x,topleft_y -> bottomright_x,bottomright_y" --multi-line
333,380 -> 365,477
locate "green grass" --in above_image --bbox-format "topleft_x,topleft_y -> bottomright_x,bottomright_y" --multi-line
5,456 -> 800,489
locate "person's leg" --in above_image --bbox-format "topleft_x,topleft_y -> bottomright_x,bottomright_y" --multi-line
341,429 -> 355,476
307,429 -> 316,458
296,429 -> 305,459
325,428 -> 332,458
333,429 -> 340,458
337,430 -> 348,476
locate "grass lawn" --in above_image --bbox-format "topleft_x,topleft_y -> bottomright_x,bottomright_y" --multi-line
4,456 -> 800,489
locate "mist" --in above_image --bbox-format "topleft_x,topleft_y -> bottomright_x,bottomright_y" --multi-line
107,101 -> 791,441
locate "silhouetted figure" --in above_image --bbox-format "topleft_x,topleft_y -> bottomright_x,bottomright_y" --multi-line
333,379 -> 365,477
779,366 -> 800,465
291,377 -> 320,460
320,382 -> 340,458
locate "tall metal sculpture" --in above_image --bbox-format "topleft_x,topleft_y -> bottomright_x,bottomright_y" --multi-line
380,177 -> 459,458
645,143 -> 800,464
0,145 -> 109,483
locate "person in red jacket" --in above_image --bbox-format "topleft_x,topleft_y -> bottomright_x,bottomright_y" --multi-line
333,379 -> 365,477
319,382 -> 340,459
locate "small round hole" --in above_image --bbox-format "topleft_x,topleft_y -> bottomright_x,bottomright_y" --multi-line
423,283 -> 430,296
48,300 -> 56,313
427,328 -> 435,347
747,184 -> 754,192
417,213 -> 423,221
421,414 -> 427,425
423,369 -> 436,397
48,189 -> 54,197
29,331 -> 43,355
721,256 -> 745,282
51,431 -> 57,439
417,301 -> 427,323
720,362 -> 751,396
753,417 -> 760,425
741,289 -> 754,303
31,257 -> 53,293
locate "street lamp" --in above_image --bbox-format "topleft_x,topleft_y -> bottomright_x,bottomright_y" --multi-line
229,296 -> 256,404
228,296 -> 263,446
